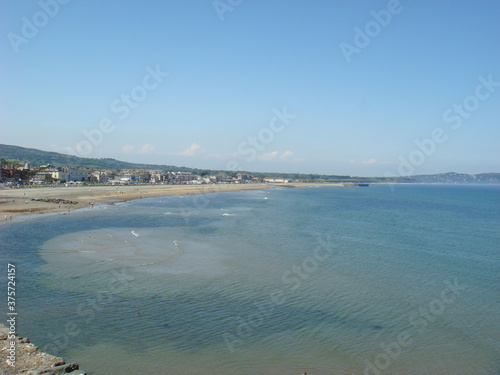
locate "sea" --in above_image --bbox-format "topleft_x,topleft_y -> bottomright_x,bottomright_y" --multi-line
1,184 -> 499,375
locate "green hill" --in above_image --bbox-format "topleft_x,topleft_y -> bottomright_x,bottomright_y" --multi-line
0,144 -> 190,171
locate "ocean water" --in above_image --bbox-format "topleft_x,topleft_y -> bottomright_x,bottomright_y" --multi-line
1,184 -> 499,375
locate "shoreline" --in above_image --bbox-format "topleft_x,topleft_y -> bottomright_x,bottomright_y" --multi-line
0,324 -> 84,375
0,183 -> 342,222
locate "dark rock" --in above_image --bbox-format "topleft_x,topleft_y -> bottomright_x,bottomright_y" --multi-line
21,362 -> 82,375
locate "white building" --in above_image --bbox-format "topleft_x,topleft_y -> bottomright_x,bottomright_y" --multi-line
67,168 -> 89,182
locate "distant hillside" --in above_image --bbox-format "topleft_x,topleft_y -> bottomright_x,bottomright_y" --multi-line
411,172 -> 500,184
1,144 -> 499,183
0,144 -> 191,171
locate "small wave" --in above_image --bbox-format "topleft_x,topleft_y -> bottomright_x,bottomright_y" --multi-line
173,240 -> 184,253
131,231 -> 140,237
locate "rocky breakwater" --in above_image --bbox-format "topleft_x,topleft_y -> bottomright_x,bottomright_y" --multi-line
0,324 -> 85,375
30,198 -> 79,205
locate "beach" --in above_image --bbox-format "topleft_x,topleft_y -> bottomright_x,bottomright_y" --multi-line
0,183 -> 337,220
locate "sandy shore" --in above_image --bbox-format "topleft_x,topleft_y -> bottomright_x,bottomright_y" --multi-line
0,183 -> 341,221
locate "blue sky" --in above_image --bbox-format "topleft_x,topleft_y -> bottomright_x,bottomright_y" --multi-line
1,0 -> 499,176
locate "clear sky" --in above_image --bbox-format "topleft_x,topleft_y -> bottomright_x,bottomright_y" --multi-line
1,0 -> 499,176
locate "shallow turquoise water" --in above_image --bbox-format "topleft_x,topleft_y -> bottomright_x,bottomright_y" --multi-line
1,184 -> 499,374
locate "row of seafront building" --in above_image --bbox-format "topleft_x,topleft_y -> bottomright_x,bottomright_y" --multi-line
0,164 -> 292,186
